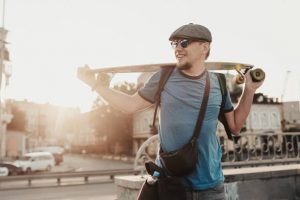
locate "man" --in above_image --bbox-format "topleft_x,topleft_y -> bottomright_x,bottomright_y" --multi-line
78,23 -> 264,199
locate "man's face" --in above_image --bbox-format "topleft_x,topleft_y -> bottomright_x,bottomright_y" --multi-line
171,39 -> 209,70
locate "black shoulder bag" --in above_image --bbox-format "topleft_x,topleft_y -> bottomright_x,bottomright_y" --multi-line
154,70 -> 210,177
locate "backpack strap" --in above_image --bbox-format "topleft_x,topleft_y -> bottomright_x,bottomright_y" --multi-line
150,65 -> 175,134
216,73 -> 233,140
154,65 -> 176,102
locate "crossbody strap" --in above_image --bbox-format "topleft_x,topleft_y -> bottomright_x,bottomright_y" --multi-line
190,71 -> 210,143
151,69 -> 210,145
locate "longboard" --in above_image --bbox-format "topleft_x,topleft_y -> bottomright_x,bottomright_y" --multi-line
86,62 -> 254,74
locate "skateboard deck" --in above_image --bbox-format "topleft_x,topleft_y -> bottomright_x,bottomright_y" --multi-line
86,62 -> 254,74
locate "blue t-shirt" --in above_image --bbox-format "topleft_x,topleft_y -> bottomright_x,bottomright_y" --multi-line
138,68 -> 233,190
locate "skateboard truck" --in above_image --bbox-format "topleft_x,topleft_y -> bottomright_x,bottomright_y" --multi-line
234,64 -> 265,84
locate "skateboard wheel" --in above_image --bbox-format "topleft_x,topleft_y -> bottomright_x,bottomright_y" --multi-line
250,68 -> 265,82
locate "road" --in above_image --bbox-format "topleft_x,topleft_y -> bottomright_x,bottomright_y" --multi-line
62,154 -> 133,171
0,153 -> 135,200
0,182 -> 117,200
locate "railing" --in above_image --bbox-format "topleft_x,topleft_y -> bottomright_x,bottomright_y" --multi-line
133,132 -> 300,170
0,169 -> 139,188
2,132 -> 298,188
134,135 -> 159,172
221,132 -> 300,167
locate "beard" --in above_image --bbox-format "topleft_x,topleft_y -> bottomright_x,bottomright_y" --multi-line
176,61 -> 192,71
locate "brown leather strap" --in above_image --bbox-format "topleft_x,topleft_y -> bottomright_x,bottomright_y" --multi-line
152,69 -> 210,144
191,71 -> 210,143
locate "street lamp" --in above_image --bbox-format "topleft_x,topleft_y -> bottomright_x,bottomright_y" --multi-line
0,0 -> 9,159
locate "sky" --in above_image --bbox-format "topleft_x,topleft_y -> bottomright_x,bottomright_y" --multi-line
1,0 -> 300,112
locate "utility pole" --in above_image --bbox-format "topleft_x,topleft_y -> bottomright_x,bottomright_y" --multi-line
280,70 -> 291,132
281,70 -> 291,102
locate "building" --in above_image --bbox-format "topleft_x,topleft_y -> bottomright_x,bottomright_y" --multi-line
222,93 -> 282,134
6,100 -> 81,149
5,130 -> 26,157
132,106 -> 156,153
0,27 -> 13,158
282,101 -> 300,131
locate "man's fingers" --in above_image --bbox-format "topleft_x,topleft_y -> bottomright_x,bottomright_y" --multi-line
93,73 -> 112,88
245,70 -> 251,79
77,66 -> 93,77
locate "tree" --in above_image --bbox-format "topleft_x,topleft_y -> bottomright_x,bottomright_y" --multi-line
90,81 -> 137,154
7,103 -> 27,132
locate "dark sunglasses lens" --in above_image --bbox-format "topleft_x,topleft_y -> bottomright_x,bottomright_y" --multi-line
180,40 -> 189,48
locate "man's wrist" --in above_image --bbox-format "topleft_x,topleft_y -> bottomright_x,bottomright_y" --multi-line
91,73 -> 111,91
91,81 -> 99,91
244,86 -> 256,94
91,83 -> 107,92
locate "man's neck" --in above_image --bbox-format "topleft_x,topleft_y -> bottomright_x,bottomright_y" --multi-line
182,61 -> 206,77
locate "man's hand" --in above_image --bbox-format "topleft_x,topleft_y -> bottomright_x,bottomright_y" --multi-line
95,73 -> 112,89
77,65 -> 112,90
77,65 -> 96,87
244,69 -> 264,93
225,69 -> 265,134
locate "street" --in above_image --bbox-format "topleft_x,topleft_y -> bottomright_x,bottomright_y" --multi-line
0,153 -> 135,200
0,182 -> 117,200
54,153 -> 133,172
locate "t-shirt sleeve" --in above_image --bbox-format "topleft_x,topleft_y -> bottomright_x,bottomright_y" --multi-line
223,88 -> 234,113
138,70 -> 162,103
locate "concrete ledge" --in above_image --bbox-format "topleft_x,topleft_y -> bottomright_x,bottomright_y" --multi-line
115,164 -> 300,200
115,175 -> 148,200
115,175 -> 146,190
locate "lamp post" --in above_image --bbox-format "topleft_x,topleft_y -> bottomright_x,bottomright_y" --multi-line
0,0 -> 7,159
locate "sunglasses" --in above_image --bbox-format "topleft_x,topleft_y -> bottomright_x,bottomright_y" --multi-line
170,39 -> 206,49
170,39 -> 190,49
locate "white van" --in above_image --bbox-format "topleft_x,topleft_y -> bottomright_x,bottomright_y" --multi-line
32,146 -> 64,165
0,166 -> 9,176
14,152 -> 55,173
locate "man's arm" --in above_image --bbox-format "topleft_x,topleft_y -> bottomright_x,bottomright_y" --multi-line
77,66 -> 152,114
94,86 -> 152,114
225,71 -> 264,135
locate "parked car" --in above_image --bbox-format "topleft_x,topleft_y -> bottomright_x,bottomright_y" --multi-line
0,162 -> 22,176
32,146 -> 64,165
14,152 -> 55,173
0,165 -> 9,176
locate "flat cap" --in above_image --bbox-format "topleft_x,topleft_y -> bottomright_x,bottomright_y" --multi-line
169,23 -> 212,42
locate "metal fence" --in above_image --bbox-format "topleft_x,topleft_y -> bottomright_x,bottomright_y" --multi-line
221,132 -> 300,167
0,169 -> 139,188
133,132 -> 300,170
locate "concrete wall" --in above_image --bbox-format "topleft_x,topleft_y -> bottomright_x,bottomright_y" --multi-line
224,167 -> 300,200
115,165 -> 300,200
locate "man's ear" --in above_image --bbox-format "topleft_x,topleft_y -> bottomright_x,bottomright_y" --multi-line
203,42 -> 210,54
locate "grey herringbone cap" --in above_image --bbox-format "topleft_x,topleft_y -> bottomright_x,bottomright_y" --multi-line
169,23 -> 212,42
